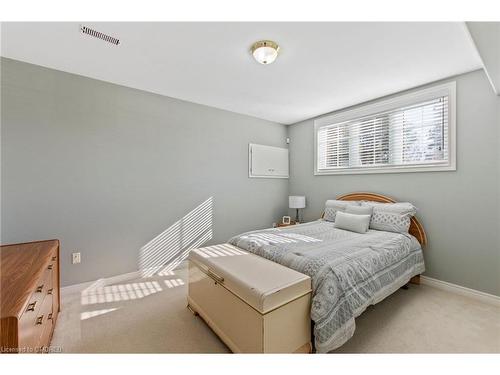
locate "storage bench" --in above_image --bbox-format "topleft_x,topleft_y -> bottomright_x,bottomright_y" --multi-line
188,243 -> 312,353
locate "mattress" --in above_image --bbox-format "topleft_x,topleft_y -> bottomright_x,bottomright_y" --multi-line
229,220 -> 425,352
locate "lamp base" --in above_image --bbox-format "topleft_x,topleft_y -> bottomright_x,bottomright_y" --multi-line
295,208 -> 300,223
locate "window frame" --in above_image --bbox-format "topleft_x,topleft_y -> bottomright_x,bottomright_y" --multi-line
313,82 -> 457,175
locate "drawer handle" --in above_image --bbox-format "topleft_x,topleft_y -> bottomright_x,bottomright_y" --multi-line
47,288 -> 53,295
48,313 -> 53,320
35,315 -> 44,325
52,256 -> 57,261
26,301 -> 37,312
48,264 -> 53,270
207,269 -> 224,283
36,285 -> 44,293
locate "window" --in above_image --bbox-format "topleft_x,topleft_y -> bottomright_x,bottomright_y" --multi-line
314,82 -> 456,175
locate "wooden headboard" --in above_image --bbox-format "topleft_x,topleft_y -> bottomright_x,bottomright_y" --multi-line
328,192 -> 427,246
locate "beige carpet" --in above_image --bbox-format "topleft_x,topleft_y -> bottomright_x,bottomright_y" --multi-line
51,265 -> 500,353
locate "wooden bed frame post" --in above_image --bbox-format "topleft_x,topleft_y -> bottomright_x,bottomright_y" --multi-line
410,275 -> 421,285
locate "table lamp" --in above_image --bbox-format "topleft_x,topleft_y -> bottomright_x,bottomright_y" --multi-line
289,196 -> 306,223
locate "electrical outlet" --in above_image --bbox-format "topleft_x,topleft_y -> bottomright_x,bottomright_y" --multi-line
72,252 -> 81,264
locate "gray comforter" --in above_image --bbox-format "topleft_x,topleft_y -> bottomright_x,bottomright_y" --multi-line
229,220 -> 425,352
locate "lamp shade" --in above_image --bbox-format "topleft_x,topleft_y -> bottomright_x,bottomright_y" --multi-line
289,196 -> 306,209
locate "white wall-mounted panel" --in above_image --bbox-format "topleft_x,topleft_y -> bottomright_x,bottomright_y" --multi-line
249,144 -> 289,179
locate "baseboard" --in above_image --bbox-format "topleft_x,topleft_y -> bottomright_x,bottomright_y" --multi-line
61,260 -> 188,296
420,276 -> 500,307
61,263 -> 499,307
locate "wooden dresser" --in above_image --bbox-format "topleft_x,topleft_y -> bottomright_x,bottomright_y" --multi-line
1,240 -> 60,353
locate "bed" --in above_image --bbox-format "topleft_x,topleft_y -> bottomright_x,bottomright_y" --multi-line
228,192 -> 426,353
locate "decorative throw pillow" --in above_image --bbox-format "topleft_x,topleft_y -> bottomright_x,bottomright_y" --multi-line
361,201 -> 417,233
323,200 -> 360,222
334,211 -> 371,234
345,205 -> 373,216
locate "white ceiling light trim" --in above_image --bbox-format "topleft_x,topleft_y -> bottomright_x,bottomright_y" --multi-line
251,40 -> 280,64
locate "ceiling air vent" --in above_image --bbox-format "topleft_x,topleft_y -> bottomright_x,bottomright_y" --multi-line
80,25 -> 120,45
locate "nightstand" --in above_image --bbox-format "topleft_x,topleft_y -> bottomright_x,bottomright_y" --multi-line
276,221 -> 297,228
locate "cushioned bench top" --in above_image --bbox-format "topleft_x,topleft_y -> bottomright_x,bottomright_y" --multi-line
189,243 -> 311,314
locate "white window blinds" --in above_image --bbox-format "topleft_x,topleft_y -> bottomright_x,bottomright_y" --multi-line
315,83 -> 455,175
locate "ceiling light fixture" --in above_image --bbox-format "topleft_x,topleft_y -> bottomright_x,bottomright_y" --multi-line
251,40 -> 280,65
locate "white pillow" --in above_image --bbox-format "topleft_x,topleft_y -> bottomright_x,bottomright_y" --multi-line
323,200 -> 360,222
346,205 -> 373,216
361,201 -> 417,233
334,211 -> 371,234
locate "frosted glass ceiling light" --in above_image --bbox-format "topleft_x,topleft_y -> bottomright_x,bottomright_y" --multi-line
251,40 -> 280,65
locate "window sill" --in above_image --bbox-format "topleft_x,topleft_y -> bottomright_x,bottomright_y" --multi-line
314,164 -> 456,175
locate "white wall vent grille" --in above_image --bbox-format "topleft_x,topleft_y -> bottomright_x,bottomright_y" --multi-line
80,25 -> 120,45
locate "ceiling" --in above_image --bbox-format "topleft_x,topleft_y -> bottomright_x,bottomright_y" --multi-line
1,22 -> 482,124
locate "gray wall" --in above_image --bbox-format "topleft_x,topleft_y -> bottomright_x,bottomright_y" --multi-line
288,69 -> 500,296
2,58 -> 499,296
1,58 -> 289,286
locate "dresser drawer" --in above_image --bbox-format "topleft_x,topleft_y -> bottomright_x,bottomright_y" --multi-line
18,267 -> 54,352
18,307 -> 44,351
49,253 -> 59,317
24,266 -> 53,314
18,293 -> 53,353
36,294 -> 54,352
